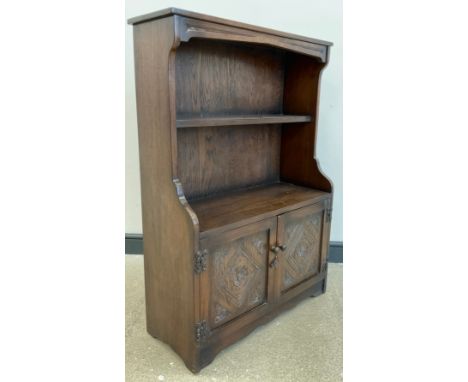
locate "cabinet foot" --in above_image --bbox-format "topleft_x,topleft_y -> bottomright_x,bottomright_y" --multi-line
185,346 -> 215,374
309,278 -> 326,297
322,277 -> 327,293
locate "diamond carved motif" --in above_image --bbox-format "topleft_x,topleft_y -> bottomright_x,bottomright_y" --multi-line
210,232 -> 267,327
281,212 -> 322,291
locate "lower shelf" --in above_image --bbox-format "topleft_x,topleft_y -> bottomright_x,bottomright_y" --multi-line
189,182 -> 330,237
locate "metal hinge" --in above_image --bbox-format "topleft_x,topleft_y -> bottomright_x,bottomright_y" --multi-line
325,208 -> 333,223
321,262 -> 328,273
195,320 -> 210,342
194,249 -> 208,274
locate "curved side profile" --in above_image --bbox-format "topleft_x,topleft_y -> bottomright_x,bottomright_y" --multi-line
132,16 -> 200,370
281,54 -> 333,193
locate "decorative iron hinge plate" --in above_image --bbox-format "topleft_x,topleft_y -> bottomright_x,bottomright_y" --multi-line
195,320 -> 210,342
325,208 -> 333,223
194,249 -> 208,274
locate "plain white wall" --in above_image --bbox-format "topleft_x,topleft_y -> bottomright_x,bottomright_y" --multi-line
126,0 -> 343,242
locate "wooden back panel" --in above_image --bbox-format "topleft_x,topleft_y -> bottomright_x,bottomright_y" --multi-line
175,39 -> 286,199
178,124 -> 281,199
175,39 -> 285,117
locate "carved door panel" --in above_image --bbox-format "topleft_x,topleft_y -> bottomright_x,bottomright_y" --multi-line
276,201 -> 330,298
199,218 -> 277,330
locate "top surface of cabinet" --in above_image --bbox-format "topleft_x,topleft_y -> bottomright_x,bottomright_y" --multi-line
127,7 -> 332,47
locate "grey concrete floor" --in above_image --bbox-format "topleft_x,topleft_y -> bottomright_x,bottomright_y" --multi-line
126,255 -> 342,381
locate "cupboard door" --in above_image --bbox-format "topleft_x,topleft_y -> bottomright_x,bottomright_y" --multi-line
276,201 -> 329,296
199,218 -> 277,329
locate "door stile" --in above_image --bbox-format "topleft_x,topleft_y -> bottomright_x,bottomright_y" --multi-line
319,199 -> 332,273
267,221 -> 279,303
197,249 -> 210,338
274,214 -> 286,301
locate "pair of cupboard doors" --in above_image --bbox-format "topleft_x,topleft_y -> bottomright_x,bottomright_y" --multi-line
196,197 -> 331,337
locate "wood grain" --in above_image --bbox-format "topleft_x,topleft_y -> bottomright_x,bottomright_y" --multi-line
280,209 -> 322,292
176,114 -> 311,128
128,7 -> 333,47
175,39 -> 284,117
133,17 -> 199,371
130,8 -> 334,373
177,124 -> 281,200
190,183 -> 330,237
277,202 -> 331,300
210,230 -> 268,327
281,54 -> 333,193
199,218 -> 277,335
176,16 -> 328,61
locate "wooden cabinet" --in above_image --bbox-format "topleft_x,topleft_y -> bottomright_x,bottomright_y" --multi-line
129,7 -> 334,373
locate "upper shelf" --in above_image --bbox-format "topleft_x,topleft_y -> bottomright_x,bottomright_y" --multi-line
176,114 -> 311,128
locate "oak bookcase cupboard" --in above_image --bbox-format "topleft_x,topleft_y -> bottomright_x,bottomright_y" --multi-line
129,8 -> 334,373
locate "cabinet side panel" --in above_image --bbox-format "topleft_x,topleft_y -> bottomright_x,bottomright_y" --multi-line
133,18 -> 196,365
281,53 -> 332,193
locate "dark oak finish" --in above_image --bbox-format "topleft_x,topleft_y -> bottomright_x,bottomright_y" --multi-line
177,124 -> 281,200
175,39 -> 284,117
128,7 -> 333,47
190,182 -> 329,237
281,54 -> 333,192
176,114 -> 311,128
132,16 -> 198,370
175,16 -> 328,61
199,218 -> 277,329
129,8 -> 333,373
277,203 -> 330,297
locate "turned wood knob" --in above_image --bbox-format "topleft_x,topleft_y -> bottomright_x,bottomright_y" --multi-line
279,244 -> 287,251
271,246 -> 280,253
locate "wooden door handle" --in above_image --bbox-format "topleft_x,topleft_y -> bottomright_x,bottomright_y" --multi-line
269,256 -> 278,268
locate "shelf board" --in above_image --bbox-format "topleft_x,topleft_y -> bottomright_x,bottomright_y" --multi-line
176,114 -> 311,128
189,182 -> 330,237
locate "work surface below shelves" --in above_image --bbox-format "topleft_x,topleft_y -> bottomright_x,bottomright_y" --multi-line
189,182 -> 330,237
